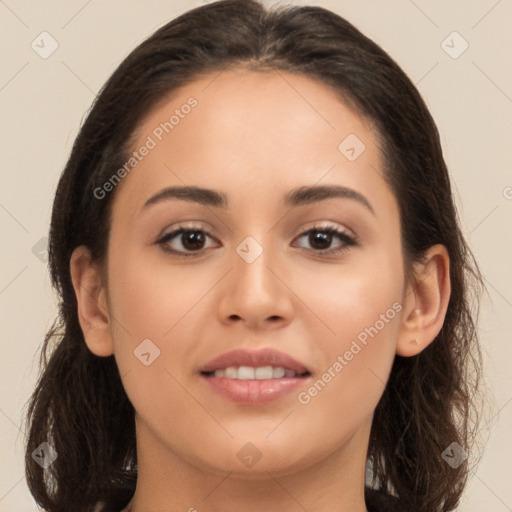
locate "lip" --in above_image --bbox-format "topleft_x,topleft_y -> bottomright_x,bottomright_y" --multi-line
199,348 -> 310,374
199,348 -> 311,404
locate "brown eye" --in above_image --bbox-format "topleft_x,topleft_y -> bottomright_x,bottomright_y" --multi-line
293,225 -> 357,255
156,223 -> 357,258
308,230 -> 333,250
180,230 -> 206,251
157,227 -> 217,256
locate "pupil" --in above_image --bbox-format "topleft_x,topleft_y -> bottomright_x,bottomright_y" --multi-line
311,230 -> 331,249
180,230 -> 333,252
183,231 -> 204,250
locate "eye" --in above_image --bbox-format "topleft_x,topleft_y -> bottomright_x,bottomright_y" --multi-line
156,223 -> 357,257
292,224 -> 357,255
156,225 -> 218,256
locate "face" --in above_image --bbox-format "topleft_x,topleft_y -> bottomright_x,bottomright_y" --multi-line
100,68 -> 407,477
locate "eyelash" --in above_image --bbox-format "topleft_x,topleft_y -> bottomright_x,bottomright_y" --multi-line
156,223 -> 358,258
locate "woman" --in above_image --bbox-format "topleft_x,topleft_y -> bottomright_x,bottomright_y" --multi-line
24,1 -> 484,511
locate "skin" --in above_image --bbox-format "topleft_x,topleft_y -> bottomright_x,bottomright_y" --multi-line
70,68 -> 450,512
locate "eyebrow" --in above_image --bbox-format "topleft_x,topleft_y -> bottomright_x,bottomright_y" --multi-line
141,184 -> 375,215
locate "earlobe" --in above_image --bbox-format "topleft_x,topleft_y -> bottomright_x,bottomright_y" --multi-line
69,246 -> 115,357
396,244 -> 451,357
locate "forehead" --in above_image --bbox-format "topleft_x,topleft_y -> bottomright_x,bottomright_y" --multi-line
112,68 -> 395,219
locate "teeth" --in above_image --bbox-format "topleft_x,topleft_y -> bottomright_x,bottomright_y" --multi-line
238,366 -> 255,380
273,367 -> 285,378
212,366 -> 297,379
255,366 -> 273,379
224,367 -> 238,379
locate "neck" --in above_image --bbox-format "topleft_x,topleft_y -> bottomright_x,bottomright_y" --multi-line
129,417 -> 371,512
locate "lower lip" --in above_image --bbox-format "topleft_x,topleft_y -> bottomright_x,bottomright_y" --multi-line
201,375 -> 307,404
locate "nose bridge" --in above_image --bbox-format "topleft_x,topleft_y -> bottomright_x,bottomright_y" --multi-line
230,196 -> 280,278
217,231 -> 293,326
233,233 -> 279,298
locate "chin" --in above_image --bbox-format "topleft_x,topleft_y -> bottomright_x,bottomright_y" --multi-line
190,435 -> 333,480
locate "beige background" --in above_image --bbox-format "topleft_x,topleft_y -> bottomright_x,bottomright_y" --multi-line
1,0 -> 511,510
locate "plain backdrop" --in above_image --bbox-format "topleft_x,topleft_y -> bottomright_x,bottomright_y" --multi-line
1,0 -> 511,510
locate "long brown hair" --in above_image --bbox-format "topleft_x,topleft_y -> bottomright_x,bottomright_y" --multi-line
24,1 -> 485,511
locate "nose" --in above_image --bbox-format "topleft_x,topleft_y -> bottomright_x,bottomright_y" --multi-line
217,237 -> 295,331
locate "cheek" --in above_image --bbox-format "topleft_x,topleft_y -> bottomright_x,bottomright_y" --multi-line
293,294 -> 401,449
107,246 -> 217,341
293,249 -> 403,409
297,242 -> 403,344
105,250 -> 209,429
105,245 -> 224,402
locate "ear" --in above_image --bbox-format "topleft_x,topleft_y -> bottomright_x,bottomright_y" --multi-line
396,244 -> 451,357
70,245 -> 114,357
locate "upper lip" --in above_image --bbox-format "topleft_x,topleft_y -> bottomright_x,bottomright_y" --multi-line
199,348 -> 310,375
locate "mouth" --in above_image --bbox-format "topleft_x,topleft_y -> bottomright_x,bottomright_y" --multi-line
199,348 -> 311,404
201,366 -> 311,380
